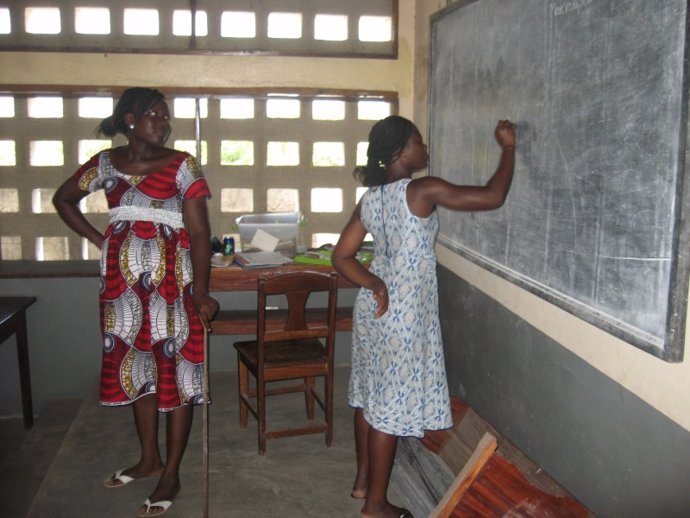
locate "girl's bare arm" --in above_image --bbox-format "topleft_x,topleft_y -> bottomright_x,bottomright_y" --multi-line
408,120 -> 516,217
332,207 -> 388,318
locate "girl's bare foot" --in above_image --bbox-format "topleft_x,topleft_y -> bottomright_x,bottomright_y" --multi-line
351,472 -> 368,499
351,486 -> 367,500
360,503 -> 414,518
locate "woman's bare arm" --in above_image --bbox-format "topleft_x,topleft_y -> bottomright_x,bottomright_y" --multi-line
183,196 -> 219,331
52,177 -> 104,247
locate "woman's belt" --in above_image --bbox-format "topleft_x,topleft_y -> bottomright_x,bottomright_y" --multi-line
109,206 -> 184,229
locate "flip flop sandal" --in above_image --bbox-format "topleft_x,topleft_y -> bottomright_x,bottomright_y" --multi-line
137,498 -> 173,517
103,469 -> 136,489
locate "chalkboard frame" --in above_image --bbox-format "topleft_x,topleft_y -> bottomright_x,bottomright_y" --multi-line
429,0 -> 690,362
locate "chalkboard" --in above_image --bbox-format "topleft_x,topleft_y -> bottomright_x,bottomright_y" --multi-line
429,0 -> 690,361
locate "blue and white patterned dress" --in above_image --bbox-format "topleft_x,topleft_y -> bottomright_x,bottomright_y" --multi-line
349,178 -> 452,437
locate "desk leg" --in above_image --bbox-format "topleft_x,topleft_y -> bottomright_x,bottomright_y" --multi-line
15,311 -> 34,429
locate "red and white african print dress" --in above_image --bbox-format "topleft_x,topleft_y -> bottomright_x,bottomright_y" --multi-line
73,150 -> 211,411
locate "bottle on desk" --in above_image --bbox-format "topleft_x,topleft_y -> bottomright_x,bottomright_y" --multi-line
223,236 -> 235,256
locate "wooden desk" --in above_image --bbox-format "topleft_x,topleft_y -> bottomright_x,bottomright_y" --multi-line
209,264 -> 356,335
0,296 -> 36,429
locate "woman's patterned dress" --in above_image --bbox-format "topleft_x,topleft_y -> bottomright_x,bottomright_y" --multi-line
349,178 -> 452,437
73,150 -> 211,411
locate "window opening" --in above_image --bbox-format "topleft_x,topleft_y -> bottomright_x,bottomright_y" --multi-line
0,8 -> 10,34
267,142 -> 300,166
25,7 -> 60,34
31,189 -> 56,214
314,14 -> 348,41
267,188 -> 299,213
30,141 -> 63,167
311,188 -> 343,212
0,96 -> 14,117
221,11 -> 256,38
75,7 -> 110,35
312,142 -> 345,167
220,98 -> 254,119
174,98 -> 208,118
312,99 -> 346,120
221,141 -> 254,166
28,97 -> 63,118
78,97 -> 113,118
123,8 -> 159,36
358,15 -> 393,42
267,12 -> 302,39
0,141 -> 16,166
266,97 -> 300,119
221,188 -> 254,213
358,99 -> 391,120
173,9 -> 208,37
0,189 -> 19,212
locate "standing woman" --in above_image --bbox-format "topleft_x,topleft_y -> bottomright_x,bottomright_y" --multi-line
53,87 -> 218,517
332,115 -> 515,518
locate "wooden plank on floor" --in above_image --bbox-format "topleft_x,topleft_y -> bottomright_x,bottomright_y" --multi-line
428,431 -> 497,518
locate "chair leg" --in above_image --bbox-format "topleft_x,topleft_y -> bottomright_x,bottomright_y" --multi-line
305,376 -> 315,420
258,378 -> 266,454
238,360 -> 249,429
325,374 -> 333,447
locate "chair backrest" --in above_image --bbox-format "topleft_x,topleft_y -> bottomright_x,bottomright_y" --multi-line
257,271 -> 339,344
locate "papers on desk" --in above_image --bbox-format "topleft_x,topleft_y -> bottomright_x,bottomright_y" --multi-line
211,253 -> 236,268
234,251 -> 292,268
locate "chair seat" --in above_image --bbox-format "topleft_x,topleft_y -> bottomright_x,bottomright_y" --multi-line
234,338 -> 327,367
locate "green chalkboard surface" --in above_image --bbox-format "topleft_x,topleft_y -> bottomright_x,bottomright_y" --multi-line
429,0 -> 690,361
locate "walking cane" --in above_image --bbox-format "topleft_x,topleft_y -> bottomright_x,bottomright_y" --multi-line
202,327 -> 209,518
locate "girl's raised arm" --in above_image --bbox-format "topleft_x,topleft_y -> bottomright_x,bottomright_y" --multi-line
407,120 -> 515,217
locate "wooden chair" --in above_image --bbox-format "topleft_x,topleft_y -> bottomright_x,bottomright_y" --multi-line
233,271 -> 339,454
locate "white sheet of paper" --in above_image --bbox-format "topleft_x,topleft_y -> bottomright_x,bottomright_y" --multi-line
250,228 -> 280,251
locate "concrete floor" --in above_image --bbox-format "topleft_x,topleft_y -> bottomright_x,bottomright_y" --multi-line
0,367 -> 403,518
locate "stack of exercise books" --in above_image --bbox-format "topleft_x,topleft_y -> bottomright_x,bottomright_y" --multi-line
234,251 -> 292,268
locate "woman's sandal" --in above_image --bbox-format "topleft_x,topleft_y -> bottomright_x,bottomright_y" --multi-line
103,469 -> 136,489
137,498 -> 173,517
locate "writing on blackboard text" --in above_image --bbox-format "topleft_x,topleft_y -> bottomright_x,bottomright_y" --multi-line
551,0 -> 595,17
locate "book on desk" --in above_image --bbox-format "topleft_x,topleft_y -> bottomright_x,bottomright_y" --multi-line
211,243 -> 372,269
293,246 -> 372,266
234,251 -> 292,268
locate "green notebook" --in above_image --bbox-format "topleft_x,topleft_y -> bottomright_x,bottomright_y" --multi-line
293,248 -> 372,266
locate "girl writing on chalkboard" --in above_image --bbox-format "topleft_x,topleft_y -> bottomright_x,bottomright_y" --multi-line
332,116 -> 515,518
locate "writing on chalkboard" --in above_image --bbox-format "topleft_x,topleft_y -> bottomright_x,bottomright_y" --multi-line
551,0 -> 595,17
429,0 -> 690,361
